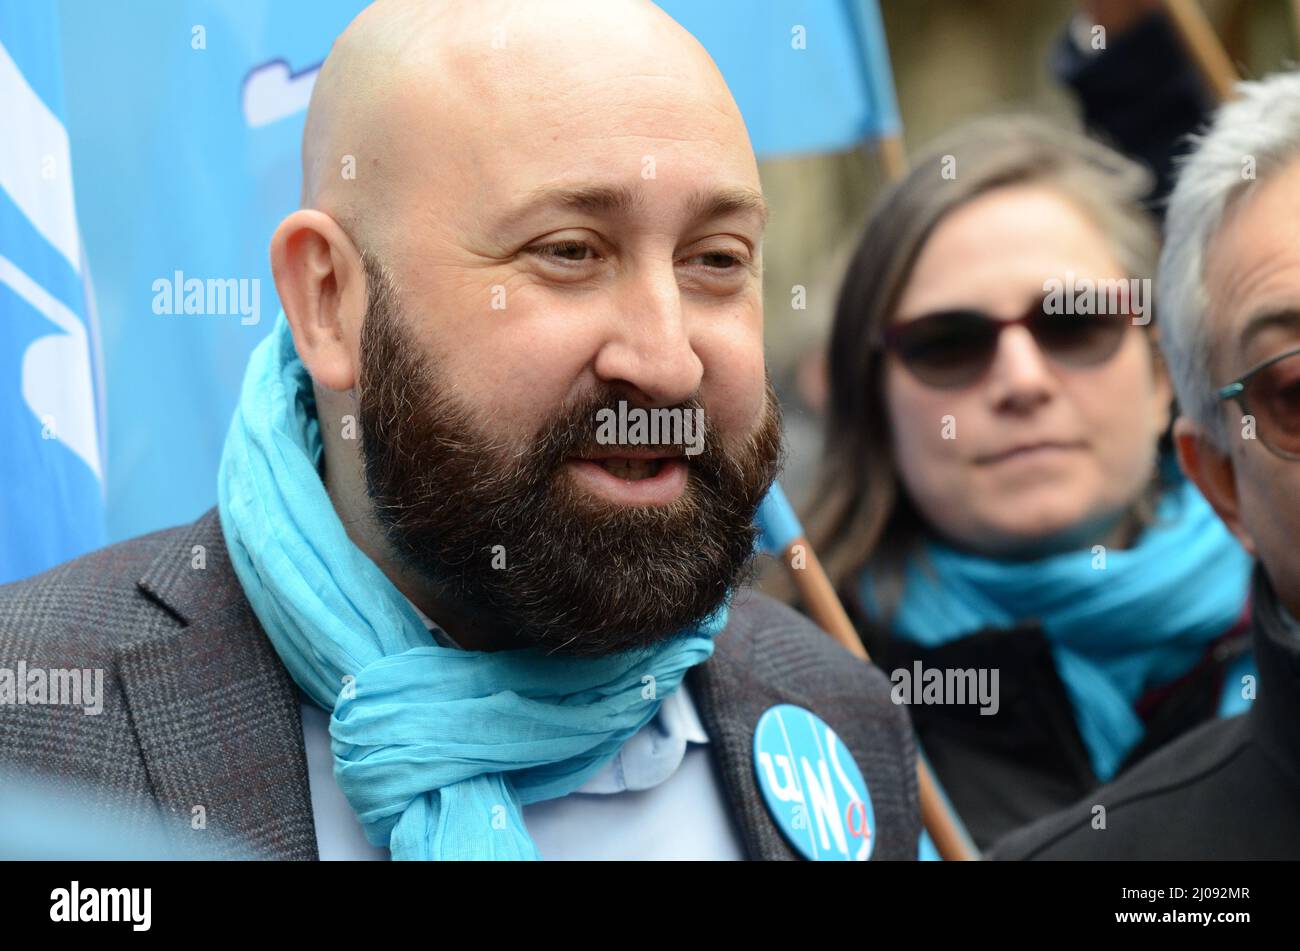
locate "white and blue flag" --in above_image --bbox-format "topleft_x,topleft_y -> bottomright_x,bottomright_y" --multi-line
0,0 -> 105,584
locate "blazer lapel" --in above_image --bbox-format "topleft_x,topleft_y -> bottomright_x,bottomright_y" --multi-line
119,507 -> 319,859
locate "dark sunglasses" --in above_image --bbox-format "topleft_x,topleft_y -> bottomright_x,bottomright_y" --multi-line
878,296 -> 1132,389
1216,346 -> 1300,460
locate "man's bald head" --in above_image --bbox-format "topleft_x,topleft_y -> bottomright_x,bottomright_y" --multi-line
300,0 -> 756,254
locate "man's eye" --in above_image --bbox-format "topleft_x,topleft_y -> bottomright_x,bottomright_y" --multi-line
687,251 -> 746,270
529,240 -> 595,263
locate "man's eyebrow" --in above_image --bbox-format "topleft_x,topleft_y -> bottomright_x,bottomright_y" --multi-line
684,186 -> 769,230
505,183 -> 646,225
498,183 -> 768,231
1237,308 -> 1300,355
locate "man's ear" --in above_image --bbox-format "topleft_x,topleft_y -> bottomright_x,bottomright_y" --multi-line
270,209 -> 367,391
1174,415 -> 1256,556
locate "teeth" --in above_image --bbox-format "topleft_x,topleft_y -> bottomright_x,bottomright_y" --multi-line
598,458 -> 660,481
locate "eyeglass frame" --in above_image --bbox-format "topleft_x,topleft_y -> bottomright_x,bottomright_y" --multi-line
1214,345 -> 1300,461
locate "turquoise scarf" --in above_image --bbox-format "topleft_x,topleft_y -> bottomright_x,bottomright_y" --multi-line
860,475 -> 1251,782
217,311 -> 728,860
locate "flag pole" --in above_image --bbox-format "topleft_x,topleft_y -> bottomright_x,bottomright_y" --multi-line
847,0 -> 906,184
876,133 -> 908,182
1293,0 -> 1300,60
1162,0 -> 1239,102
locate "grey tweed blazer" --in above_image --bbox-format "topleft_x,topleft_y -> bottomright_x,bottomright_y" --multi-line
0,507 -> 919,860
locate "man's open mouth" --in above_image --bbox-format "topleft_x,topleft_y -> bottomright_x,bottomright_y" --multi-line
568,449 -> 688,484
592,457 -> 664,481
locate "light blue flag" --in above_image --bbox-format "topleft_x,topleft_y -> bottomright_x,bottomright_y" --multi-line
0,0 -> 105,584
658,0 -> 900,156
755,481 -> 804,557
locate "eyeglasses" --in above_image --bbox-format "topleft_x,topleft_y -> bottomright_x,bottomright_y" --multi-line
878,297 -> 1132,389
1215,346 -> 1300,460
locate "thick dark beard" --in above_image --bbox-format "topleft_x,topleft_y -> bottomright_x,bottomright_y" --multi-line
356,257 -> 785,656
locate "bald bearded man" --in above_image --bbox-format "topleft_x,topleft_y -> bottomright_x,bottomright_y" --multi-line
0,0 -> 918,860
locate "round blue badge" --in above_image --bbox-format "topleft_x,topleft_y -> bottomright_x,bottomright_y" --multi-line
753,704 -> 875,861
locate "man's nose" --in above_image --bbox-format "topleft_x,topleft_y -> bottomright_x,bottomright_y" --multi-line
591,264 -> 704,406
985,324 -> 1055,414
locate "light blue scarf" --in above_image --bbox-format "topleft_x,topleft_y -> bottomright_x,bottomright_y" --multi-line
860,475 -> 1251,782
217,311 -> 728,860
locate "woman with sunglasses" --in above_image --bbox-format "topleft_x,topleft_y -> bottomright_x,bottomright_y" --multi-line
801,116 -> 1254,855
